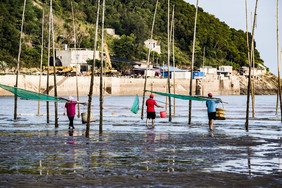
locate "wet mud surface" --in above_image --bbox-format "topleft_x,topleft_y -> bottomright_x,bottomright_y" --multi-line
0,129 -> 281,187
0,95 -> 281,187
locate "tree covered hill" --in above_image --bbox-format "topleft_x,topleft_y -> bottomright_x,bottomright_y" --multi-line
0,0 -> 264,71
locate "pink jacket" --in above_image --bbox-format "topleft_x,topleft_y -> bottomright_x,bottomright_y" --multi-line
65,101 -> 77,117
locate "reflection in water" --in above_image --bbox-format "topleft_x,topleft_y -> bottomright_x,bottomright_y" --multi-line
69,130 -> 74,136
144,132 -> 177,172
146,132 -> 155,143
67,130 -> 75,145
279,137 -> 281,172
167,147 -> 176,173
247,146 -> 252,176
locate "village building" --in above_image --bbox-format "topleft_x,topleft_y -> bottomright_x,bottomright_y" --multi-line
144,39 -> 161,54
56,46 -> 100,73
217,65 -> 233,79
240,65 -> 267,76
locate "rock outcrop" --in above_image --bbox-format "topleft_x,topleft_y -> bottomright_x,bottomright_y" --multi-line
240,75 -> 278,95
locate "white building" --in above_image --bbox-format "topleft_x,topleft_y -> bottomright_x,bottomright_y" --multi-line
144,39 -> 161,54
200,67 -> 217,75
219,66 -> 232,73
56,47 -> 100,72
240,66 -> 266,76
171,71 -> 191,79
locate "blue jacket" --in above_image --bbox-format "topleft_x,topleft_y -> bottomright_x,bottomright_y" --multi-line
206,100 -> 220,113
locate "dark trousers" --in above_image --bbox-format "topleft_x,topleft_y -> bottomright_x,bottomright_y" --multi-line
68,116 -> 74,128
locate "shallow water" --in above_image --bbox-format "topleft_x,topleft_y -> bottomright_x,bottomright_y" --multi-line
0,95 -> 281,186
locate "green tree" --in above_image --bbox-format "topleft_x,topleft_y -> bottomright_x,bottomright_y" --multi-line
113,34 -> 136,60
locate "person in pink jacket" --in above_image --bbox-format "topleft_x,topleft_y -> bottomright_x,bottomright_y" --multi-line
65,96 -> 77,129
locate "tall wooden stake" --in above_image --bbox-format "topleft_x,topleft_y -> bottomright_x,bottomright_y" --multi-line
46,5 -> 51,124
172,6 -> 176,116
14,0 -> 26,120
99,0 -> 106,134
51,0 -> 58,128
279,48 -> 282,115
38,10 -> 44,116
141,0 -> 159,120
245,0 -> 251,116
251,38 -> 255,117
86,0 -> 100,138
276,0 -> 282,122
188,0 -> 199,124
245,0 -> 258,131
166,85 -> 168,112
71,1 -> 80,118
250,12 -> 255,118
167,0 -> 172,122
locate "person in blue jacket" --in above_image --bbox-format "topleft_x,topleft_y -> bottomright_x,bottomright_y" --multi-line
206,93 -> 222,131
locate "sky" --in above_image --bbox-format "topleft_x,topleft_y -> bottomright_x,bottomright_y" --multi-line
184,0 -> 281,75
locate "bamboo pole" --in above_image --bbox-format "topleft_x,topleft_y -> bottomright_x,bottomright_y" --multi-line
166,85 -> 168,112
251,39 -> 255,117
167,0 -> 172,122
38,10 -> 44,116
141,0 -> 159,120
250,12 -> 255,118
50,0 -> 58,128
46,5 -> 51,124
86,0 -> 100,137
71,1 -> 80,118
277,0 -> 282,122
246,11 -> 253,67
245,0 -> 258,131
278,48 -> 282,115
99,0 -> 106,134
172,6 -> 176,116
276,91 -> 279,115
14,0 -> 26,120
188,0 -> 199,125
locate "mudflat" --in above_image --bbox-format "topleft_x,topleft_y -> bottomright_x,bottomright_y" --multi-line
0,95 -> 281,187
0,129 -> 281,187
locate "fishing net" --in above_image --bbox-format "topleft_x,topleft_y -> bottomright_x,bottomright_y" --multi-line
146,90 -> 220,101
0,84 -> 66,102
130,95 -> 139,114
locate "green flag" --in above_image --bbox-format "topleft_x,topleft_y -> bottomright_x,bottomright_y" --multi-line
130,95 -> 139,114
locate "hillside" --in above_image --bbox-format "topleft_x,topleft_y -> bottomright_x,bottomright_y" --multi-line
0,0 -> 265,71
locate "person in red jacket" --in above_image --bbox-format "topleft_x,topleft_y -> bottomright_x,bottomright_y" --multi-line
146,94 -> 163,128
65,96 -> 77,129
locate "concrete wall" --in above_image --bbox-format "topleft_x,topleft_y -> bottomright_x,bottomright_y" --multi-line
0,75 -> 240,96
